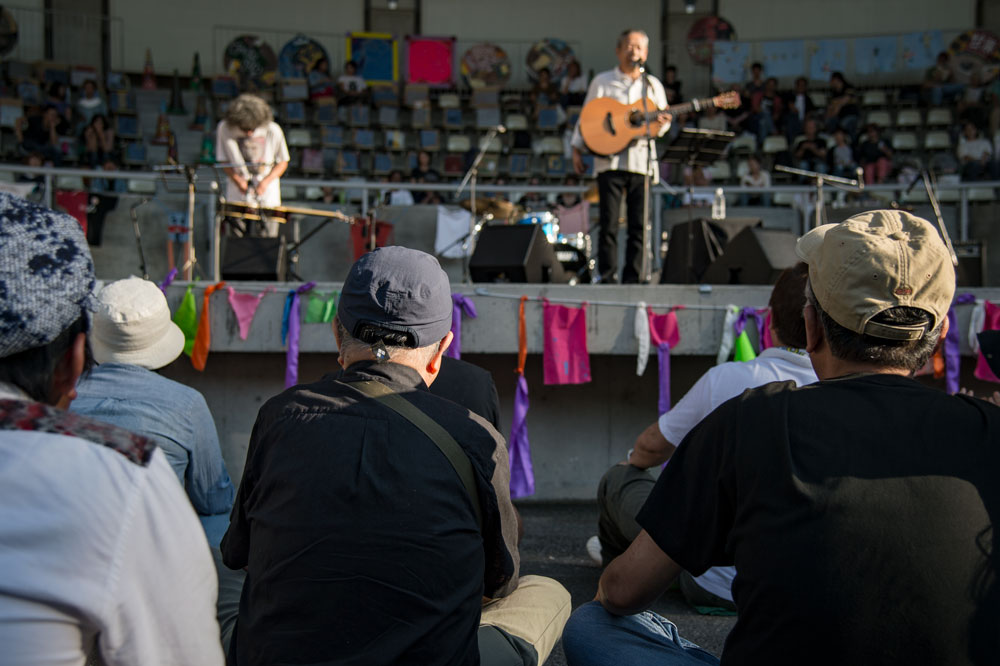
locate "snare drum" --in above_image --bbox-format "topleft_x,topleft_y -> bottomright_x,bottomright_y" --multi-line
516,211 -> 559,243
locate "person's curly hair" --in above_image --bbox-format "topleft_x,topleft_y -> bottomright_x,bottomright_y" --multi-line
224,94 -> 273,132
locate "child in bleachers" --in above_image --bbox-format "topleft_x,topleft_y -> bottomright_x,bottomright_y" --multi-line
738,154 -> 771,207
829,128 -> 856,179
856,124 -> 893,185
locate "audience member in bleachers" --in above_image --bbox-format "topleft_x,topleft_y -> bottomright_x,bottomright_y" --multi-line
46,81 -> 72,121
957,120 -> 996,181
794,117 -> 828,176
560,60 -> 589,108
922,51 -> 965,107
16,105 -> 68,164
81,113 -> 116,167
745,62 -> 765,98
723,83 -> 752,135
958,70 -> 987,128
829,128 -> 857,179
519,176 -> 549,211
307,56 -> 336,101
558,173 -> 582,207
382,168 -> 415,206
782,76 -> 815,142
411,150 -> 442,203
70,277 -> 236,547
531,67 -> 560,119
85,158 -> 127,246
220,247 -> 571,666
75,78 -> 107,126
824,71 -> 860,139
0,195 -> 224,665
662,65 -> 683,104
856,123 -> 894,185
337,60 -> 367,104
750,77 -> 784,146
738,154 -> 772,207
215,93 -> 290,236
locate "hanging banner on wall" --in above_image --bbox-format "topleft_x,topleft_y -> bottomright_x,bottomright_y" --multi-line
948,29 -> 1000,84
347,32 -> 398,84
854,36 -> 897,75
688,16 -> 737,66
525,38 -> 576,83
900,30 -> 943,71
223,35 -> 278,90
808,39 -> 848,80
405,35 -> 455,87
761,40 -> 805,78
460,43 -> 511,89
712,41 -> 750,84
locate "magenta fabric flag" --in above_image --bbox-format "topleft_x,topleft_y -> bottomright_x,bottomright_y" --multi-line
761,310 -> 774,350
974,300 -> 1000,383
509,373 -> 534,498
158,267 -> 178,294
945,293 -> 977,394
227,286 -> 275,340
283,282 -> 317,389
447,293 -> 477,360
648,309 -> 681,415
542,299 -> 591,385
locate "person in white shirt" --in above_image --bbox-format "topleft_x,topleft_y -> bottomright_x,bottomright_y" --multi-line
571,29 -> 670,284
588,263 -> 817,611
215,93 -> 290,236
0,193 -> 223,666
957,121 -> 996,181
560,59 -> 589,108
738,154 -> 772,207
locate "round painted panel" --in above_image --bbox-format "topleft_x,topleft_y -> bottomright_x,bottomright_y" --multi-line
224,35 -> 278,89
686,16 -> 737,66
278,34 -> 330,79
461,43 -> 511,89
525,38 -> 576,82
949,29 -> 1000,84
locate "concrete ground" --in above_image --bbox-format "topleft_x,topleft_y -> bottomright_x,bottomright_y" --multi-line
516,502 -> 735,665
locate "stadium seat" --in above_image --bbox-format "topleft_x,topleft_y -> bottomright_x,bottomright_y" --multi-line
127,179 -> 156,195
865,110 -> 892,128
861,90 -> 888,108
546,155 -> 566,177
729,133 -> 757,154
442,153 -> 465,177
320,125 -> 344,148
479,134 -> 503,152
348,105 -> 371,128
122,141 -> 147,166
536,107 -> 560,130
280,79 -> 308,101
403,84 -> 430,108
314,101 -> 337,125
410,106 -> 431,128
475,107 -> 502,129
926,108 -> 953,126
55,175 -> 85,190
339,151 -> 361,175
923,131 -> 952,150
507,153 -> 532,178
891,132 -> 918,151
352,129 -> 376,150
446,135 -> 471,153
301,148 -> 324,174
808,92 -> 827,109
280,184 -> 299,200
762,135 -> 788,154
471,87 -> 500,108
438,93 -> 460,109
286,128 -> 313,147
372,152 -> 393,175
534,136 -> 563,154
936,188 -> 960,202
711,160 -> 732,182
378,106 -> 400,127
371,85 -> 399,107
968,187 -> 996,201
735,159 -> 750,179
772,191 -> 795,206
384,129 -> 406,151
443,108 -> 464,130
505,113 -> 529,131
283,101 -> 306,124
895,109 -> 922,128
419,129 -> 441,151
478,155 -> 499,177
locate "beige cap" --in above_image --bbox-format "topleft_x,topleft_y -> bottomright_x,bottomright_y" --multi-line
795,210 -> 955,341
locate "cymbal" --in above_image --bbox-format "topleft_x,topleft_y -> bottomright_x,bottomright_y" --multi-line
583,184 -> 600,204
460,196 -> 520,220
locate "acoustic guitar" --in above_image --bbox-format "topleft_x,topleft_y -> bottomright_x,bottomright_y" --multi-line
579,91 -> 740,156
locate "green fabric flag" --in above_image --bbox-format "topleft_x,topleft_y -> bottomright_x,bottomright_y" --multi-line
733,330 -> 757,362
173,284 -> 199,356
304,291 -> 338,324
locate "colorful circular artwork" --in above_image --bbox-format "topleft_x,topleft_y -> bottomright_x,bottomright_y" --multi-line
686,16 -> 737,66
525,38 -> 576,82
0,8 -> 18,57
224,35 -> 278,89
278,34 -> 330,79
460,43 -> 511,89
949,29 -> 1000,84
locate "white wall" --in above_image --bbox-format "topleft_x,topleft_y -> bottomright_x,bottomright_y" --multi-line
109,0 -> 365,74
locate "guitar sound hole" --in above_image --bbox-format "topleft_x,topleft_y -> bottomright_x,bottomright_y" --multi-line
602,112 -> 616,135
628,111 -> 643,127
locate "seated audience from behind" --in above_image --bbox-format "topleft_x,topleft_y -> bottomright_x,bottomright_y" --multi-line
751,77 -> 784,145
307,57 -> 335,101
337,60 -> 367,104
532,67 -> 560,119
782,76 -> 815,141
923,51 -> 965,107
856,123 -> 893,185
957,121 -> 995,181
76,79 -> 107,126
70,277 -> 236,547
739,154 -> 772,206
794,117 -> 828,176
560,60 -> 588,108
827,127 -> 857,184
745,62 -> 765,98
825,71 -> 859,139
411,149 -> 441,203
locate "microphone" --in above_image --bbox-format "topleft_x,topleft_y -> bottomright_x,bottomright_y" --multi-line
855,166 -> 865,191
495,124 -> 506,134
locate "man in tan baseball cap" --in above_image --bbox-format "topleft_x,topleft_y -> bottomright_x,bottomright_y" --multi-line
560,210 -> 1000,666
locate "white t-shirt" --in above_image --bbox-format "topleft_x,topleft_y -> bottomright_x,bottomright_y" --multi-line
658,347 -> 818,601
338,74 -> 366,93
0,385 -> 224,666
215,119 -> 290,207
958,136 -> 992,162
740,170 -> 771,188
561,75 -> 588,95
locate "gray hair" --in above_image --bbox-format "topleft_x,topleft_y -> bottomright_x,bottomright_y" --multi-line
224,94 -> 273,132
617,29 -> 650,50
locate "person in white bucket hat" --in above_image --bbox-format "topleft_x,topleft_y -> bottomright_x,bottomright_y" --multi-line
71,276 -> 235,547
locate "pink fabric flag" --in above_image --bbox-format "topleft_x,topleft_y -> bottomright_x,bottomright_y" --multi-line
648,308 -> 681,415
542,299 -> 591,385
974,300 -> 1000,382
761,309 -> 774,350
227,286 -> 275,341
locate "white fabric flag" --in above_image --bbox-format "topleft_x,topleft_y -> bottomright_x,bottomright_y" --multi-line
635,302 -> 650,376
435,205 -> 473,259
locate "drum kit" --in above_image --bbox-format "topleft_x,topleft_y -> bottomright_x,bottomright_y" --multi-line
459,195 -> 595,284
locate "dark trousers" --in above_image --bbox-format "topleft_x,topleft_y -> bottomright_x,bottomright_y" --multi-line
597,170 -> 647,283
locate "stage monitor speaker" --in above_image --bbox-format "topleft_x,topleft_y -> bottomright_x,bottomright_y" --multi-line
661,217 -> 762,284
470,224 -> 568,283
955,240 -> 985,287
702,227 -> 798,285
221,237 -> 288,281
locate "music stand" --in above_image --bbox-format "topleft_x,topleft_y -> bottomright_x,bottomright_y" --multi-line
662,128 -> 735,283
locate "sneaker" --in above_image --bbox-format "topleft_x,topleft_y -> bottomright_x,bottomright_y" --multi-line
586,535 -> 603,566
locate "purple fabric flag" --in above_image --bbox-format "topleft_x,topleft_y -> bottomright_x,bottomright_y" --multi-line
158,267 -> 178,294
448,293 -> 477,360
648,309 -> 680,415
509,373 -> 534,498
945,293 -> 977,394
656,343 -> 672,415
283,281 -> 316,389
734,306 -> 766,350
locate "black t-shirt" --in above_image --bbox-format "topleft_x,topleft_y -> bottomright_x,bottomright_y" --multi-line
795,135 -> 826,159
638,374 -> 1000,665
430,356 -> 502,432
222,361 -> 516,666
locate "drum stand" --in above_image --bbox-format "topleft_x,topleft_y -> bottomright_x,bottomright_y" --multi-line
456,124 -> 505,283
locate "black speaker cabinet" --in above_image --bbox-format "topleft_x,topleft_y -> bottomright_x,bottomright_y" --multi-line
221,237 -> 288,281
470,224 -> 568,283
702,227 -> 799,285
661,217 -> 762,284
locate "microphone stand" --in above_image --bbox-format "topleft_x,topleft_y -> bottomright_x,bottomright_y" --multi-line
638,60 -> 654,283
774,164 -> 863,231
456,125 -> 504,283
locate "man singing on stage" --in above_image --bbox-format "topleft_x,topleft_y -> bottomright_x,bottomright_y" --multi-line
216,93 -> 290,237
571,29 -> 670,284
